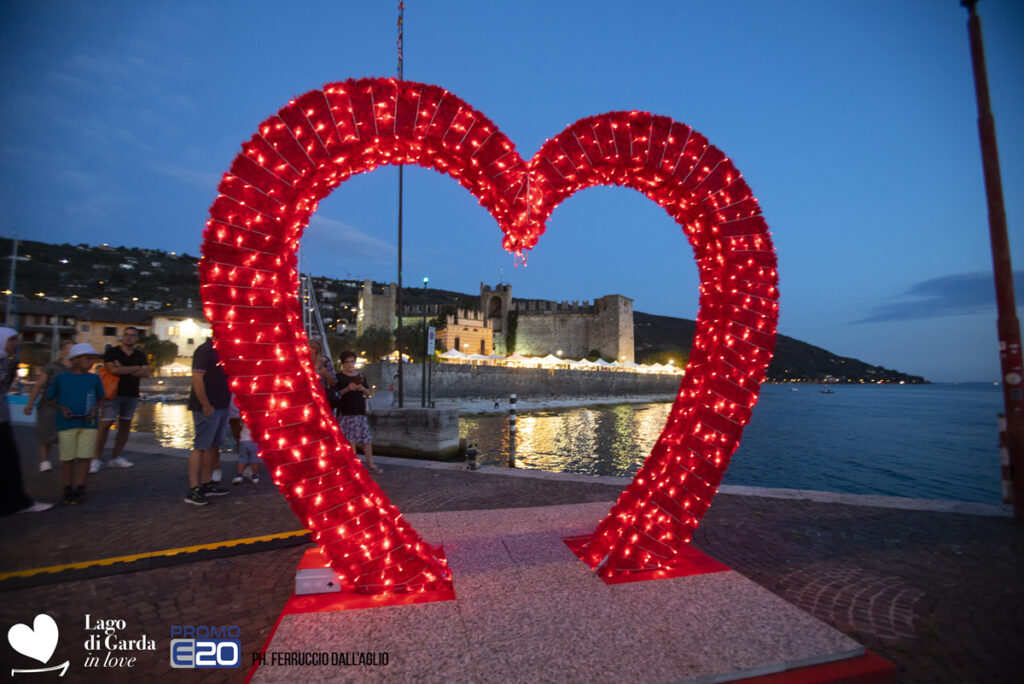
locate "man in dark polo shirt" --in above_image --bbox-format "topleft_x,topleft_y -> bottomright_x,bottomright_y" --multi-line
184,336 -> 231,506
92,326 -> 150,472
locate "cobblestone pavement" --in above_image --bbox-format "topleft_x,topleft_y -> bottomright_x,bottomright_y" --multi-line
1,425 -> 1022,683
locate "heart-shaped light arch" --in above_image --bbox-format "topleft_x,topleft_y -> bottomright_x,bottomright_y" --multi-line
201,77 -> 777,593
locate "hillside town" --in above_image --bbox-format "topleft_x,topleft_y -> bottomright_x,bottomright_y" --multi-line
1,238 -> 926,384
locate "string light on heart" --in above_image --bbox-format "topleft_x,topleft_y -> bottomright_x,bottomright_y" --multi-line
200,77 -> 778,593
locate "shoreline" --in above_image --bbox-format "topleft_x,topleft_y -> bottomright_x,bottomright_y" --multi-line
428,393 -> 677,415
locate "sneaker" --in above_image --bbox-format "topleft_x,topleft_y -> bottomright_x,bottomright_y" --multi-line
39,461 -> 52,472
74,489 -> 86,505
61,491 -> 76,505
250,475 -> 259,485
232,475 -> 243,485
18,501 -> 54,513
201,482 -> 229,496
108,457 -> 134,468
89,459 -> 101,474
185,487 -> 210,506
211,469 -> 222,483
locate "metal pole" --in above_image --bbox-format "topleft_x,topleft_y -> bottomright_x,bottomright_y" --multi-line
395,1 -> 405,409
962,0 -> 1024,522
421,279 -> 427,407
508,393 -> 517,467
397,171 -> 404,409
5,237 -> 18,325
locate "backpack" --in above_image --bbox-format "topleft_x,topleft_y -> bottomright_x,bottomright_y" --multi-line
97,366 -> 119,400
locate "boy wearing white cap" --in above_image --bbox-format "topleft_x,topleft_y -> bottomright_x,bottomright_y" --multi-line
45,343 -> 105,505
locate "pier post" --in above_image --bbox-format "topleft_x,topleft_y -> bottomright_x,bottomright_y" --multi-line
508,393 -> 516,468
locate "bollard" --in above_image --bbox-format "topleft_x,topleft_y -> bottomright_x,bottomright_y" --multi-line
466,444 -> 478,471
509,393 -> 517,468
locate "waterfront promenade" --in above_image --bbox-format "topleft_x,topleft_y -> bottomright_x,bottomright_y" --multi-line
1,424 -> 1021,682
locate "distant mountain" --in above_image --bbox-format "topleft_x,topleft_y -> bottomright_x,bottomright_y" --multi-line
2,237 -> 925,383
634,311 -> 925,384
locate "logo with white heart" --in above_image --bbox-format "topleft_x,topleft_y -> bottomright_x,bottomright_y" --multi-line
7,614 -> 69,677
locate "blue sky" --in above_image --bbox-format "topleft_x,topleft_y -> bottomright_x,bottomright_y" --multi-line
1,1 -> 1021,382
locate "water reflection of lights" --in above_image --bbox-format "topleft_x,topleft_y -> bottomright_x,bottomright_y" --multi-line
131,403 -> 196,451
460,403 -> 672,476
137,401 -> 672,473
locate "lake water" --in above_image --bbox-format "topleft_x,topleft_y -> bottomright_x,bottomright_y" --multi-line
458,383 -> 1005,504
128,383 -> 1005,504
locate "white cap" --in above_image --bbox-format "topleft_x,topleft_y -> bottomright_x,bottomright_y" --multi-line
68,343 -> 99,359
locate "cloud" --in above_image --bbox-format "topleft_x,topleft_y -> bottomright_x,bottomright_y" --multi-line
299,216 -> 398,276
150,163 -> 221,190
856,271 -> 1023,323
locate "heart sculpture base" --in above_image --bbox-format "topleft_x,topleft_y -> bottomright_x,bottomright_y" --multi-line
247,504 -> 892,684
202,77 -> 778,593
563,535 -> 730,585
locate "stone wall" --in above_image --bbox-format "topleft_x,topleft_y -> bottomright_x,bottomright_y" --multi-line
515,314 -> 591,359
367,408 -> 461,458
361,361 -> 681,401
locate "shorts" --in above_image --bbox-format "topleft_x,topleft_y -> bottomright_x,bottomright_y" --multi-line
338,415 -> 372,446
193,408 -> 230,451
35,402 -> 59,445
58,428 -> 97,462
101,396 -> 140,423
237,441 -> 261,465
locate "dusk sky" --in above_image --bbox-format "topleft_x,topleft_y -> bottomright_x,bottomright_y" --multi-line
1,1 -> 1021,383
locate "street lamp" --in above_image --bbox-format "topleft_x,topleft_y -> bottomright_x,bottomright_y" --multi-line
421,276 -> 429,407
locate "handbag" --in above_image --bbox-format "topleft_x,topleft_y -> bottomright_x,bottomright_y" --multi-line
325,380 -> 344,411
97,366 -> 119,400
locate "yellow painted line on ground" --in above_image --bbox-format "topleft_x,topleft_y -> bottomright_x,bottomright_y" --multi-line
0,529 -> 310,581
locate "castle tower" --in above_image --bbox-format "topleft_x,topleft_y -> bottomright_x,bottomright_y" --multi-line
480,282 -> 513,354
592,294 -> 635,363
357,280 -> 396,336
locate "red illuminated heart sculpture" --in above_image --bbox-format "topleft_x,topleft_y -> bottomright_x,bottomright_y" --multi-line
201,77 -> 778,593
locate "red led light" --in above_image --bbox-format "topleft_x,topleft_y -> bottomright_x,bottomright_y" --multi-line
202,77 -> 778,591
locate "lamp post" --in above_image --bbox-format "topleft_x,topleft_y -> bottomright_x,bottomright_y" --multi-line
421,276 -> 428,407
962,0 -> 1024,522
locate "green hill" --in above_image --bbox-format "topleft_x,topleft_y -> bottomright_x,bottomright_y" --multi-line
2,237 -> 925,383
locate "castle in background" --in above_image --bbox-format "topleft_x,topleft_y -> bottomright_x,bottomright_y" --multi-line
356,280 -> 397,336
481,284 -> 634,362
356,279 -> 634,362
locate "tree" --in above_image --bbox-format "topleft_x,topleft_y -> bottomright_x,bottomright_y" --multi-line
395,323 -> 431,362
356,328 -> 394,361
324,332 -> 355,365
140,334 -> 178,372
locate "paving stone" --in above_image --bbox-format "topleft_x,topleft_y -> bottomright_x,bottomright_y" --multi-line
2,424 -> 1022,682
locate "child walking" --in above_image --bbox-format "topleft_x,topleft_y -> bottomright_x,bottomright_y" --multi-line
45,343 -> 105,505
